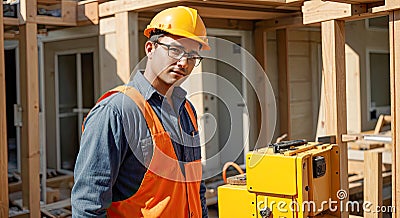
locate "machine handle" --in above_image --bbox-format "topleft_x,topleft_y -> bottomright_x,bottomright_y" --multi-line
271,139 -> 307,153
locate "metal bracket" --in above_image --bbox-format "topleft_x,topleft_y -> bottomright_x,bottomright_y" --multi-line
13,104 -> 22,127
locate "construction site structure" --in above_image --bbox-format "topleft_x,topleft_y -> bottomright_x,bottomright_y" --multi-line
0,0 -> 399,217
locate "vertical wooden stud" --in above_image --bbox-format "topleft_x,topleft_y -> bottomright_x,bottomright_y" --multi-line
321,20 -> 348,218
19,22 -> 41,218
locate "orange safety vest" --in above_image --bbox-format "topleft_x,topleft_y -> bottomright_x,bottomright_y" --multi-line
83,86 -> 202,218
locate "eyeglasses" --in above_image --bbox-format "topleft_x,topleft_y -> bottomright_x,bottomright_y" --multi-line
154,41 -> 203,67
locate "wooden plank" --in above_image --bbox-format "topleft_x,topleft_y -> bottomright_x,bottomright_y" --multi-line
323,0 -> 382,3
321,20 -> 348,218
99,16 -> 115,35
194,6 -> 290,20
253,28 -> 266,141
19,22 -> 41,218
255,13 -> 305,30
277,29 -> 290,139
4,32 -> 18,39
4,17 -> 19,26
77,0 -> 99,25
9,174 -> 74,193
19,0 -> 37,23
99,0 -> 178,17
364,151 -> 382,218
302,0 -> 367,24
348,148 -> 392,164
202,18 -> 253,31
374,115 -> 391,134
0,2 -> 9,217
349,172 -> 391,195
41,198 -> 70,211
389,9 -> 400,218
372,0 -> 400,13
36,15 -> 76,26
61,0 -> 77,24
115,11 -> 138,83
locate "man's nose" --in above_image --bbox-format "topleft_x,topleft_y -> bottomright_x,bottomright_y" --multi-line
177,56 -> 189,68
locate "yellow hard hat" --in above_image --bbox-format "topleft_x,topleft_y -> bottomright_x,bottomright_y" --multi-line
144,6 -> 210,50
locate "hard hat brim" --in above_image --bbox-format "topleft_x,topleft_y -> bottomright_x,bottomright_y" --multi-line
144,27 -> 210,51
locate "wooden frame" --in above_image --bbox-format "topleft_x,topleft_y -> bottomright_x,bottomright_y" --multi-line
301,1 -> 400,217
0,0 -> 399,217
19,21 -> 41,218
0,2 -> 9,217
389,9 -> 400,218
321,19 -> 349,218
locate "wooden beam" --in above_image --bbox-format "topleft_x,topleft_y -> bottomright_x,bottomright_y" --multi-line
203,18 -> 253,31
253,28 -> 267,144
322,0 -> 382,3
0,2 -> 9,217
364,151 -> 383,218
302,0 -> 367,24
194,6 -> 291,20
372,0 -> 400,13
389,9 -> 400,218
115,11 -> 139,83
277,29 -> 290,139
62,0 -> 77,24
77,0 -> 99,25
254,29 -> 267,70
19,22 -> 41,218
321,20 -> 348,218
4,17 -> 20,26
255,13 -> 305,31
19,0 -> 37,23
35,15 -> 76,26
99,0 -> 178,17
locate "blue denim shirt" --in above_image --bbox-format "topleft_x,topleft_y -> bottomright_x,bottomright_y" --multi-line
72,72 -> 208,217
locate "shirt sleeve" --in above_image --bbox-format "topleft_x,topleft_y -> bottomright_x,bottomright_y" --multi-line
71,104 -> 128,218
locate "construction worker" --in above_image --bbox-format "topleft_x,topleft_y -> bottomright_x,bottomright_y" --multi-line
71,6 -> 209,218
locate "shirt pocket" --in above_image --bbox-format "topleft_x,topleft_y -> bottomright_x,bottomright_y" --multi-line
139,136 -> 153,167
183,133 -> 201,162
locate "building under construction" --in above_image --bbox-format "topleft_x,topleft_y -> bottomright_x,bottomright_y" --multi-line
0,0 -> 399,217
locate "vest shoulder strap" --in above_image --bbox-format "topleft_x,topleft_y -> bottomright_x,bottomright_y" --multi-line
184,101 -> 198,132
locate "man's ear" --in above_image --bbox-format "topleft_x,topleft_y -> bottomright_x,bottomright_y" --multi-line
145,41 -> 154,58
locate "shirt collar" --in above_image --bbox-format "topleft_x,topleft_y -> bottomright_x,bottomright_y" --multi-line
129,71 -> 187,104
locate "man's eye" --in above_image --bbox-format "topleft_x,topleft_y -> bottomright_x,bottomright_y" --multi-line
169,47 -> 182,54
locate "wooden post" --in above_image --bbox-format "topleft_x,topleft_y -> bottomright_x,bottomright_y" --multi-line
0,2 -> 10,217
321,20 -> 348,218
364,151 -> 383,218
253,28 -> 267,145
115,11 -> 138,83
389,9 -> 400,218
19,22 -> 41,218
277,29 -> 290,139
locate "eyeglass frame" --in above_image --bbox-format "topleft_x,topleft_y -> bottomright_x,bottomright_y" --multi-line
152,40 -> 204,67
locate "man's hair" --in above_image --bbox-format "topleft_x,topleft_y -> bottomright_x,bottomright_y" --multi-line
148,28 -> 203,50
149,29 -> 169,42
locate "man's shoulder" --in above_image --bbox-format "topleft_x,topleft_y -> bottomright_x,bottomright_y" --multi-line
96,90 -> 142,115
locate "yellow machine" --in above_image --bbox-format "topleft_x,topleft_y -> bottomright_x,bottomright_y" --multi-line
218,140 -> 341,218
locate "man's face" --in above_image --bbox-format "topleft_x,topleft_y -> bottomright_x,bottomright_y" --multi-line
146,35 -> 201,91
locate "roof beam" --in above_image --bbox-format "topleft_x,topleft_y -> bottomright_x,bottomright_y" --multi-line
373,0 -> 400,12
195,6 -> 290,20
302,0 -> 367,24
99,0 -> 179,17
255,13 -> 305,30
